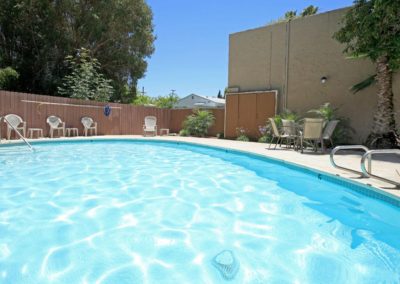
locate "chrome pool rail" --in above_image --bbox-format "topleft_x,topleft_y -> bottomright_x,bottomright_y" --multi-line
330,145 -> 371,178
361,149 -> 400,188
2,116 -> 34,151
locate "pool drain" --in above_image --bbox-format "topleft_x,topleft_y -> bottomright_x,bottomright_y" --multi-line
212,250 -> 239,280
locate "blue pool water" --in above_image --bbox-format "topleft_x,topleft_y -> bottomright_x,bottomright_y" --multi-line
0,140 -> 400,283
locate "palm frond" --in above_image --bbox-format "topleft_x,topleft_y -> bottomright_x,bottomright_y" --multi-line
350,74 -> 376,94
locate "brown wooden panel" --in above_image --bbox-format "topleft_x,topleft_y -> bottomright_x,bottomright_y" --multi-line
224,94 -> 239,138
225,91 -> 277,139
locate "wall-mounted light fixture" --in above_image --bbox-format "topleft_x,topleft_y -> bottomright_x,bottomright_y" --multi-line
321,76 -> 328,84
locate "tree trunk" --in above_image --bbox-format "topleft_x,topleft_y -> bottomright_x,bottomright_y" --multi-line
367,55 -> 397,148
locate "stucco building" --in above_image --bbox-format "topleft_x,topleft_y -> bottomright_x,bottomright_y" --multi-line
228,7 -> 399,143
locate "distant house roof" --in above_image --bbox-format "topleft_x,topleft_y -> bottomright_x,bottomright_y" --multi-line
173,94 -> 225,109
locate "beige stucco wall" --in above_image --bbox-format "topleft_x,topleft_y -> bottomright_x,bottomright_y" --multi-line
228,7 -> 400,143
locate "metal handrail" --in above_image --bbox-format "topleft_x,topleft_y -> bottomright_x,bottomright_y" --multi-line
330,145 -> 370,177
361,149 -> 400,188
3,117 -> 34,151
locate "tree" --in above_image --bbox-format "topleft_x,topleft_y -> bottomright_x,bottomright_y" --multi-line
334,0 -> 400,148
217,90 -> 223,98
0,0 -> 155,102
0,67 -> 19,90
155,93 -> 179,108
285,11 -> 297,20
300,5 -> 318,17
58,48 -> 114,102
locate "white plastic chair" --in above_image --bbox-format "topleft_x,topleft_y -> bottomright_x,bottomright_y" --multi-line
4,114 -> 26,140
81,117 -> 97,136
46,116 -> 65,138
143,116 -> 157,136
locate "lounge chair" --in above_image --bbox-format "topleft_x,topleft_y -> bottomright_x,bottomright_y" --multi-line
321,120 -> 340,149
268,118 -> 293,149
143,116 -> 157,136
298,118 -> 324,153
4,114 -> 26,140
47,116 -> 65,138
81,117 -> 97,136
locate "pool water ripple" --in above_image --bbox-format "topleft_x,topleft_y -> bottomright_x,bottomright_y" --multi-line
0,141 -> 400,283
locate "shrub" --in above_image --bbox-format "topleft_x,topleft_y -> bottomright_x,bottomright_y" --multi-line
308,102 -> 354,144
216,132 -> 224,139
182,110 -> 215,137
273,109 -> 300,127
0,67 -> 19,90
179,129 -> 190,136
236,127 -> 250,142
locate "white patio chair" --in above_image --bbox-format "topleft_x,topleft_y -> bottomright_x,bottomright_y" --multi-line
298,118 -> 325,153
46,116 -> 65,138
81,117 -> 97,136
4,114 -> 26,140
143,116 -> 157,136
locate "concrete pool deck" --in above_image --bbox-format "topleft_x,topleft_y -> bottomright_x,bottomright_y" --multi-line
1,135 -> 400,199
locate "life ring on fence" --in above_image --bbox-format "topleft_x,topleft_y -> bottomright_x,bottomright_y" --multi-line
104,105 -> 111,117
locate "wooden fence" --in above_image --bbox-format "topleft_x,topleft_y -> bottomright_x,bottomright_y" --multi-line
224,91 -> 277,138
0,91 -> 224,138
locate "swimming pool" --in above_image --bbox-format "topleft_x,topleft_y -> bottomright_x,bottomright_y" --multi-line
0,139 -> 399,283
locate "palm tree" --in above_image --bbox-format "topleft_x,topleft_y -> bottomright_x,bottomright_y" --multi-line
334,0 -> 400,148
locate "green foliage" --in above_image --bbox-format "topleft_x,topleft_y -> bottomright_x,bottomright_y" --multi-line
273,5 -> 318,24
273,109 -> 300,127
155,93 -> 179,108
179,129 -> 190,137
183,110 -> 215,137
57,48 -> 113,102
285,11 -> 297,20
334,0 -> 400,70
350,74 -> 376,94
0,0 -> 155,99
300,5 -> 319,17
308,102 -> 337,121
133,93 -> 156,106
133,92 -> 179,108
217,90 -> 223,98
0,67 -> 19,89
236,127 -> 250,142
308,102 -> 354,144
237,135 -> 250,142
258,135 -> 272,143
216,132 -> 224,139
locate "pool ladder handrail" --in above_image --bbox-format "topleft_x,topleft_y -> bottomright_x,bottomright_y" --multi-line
2,116 -> 34,151
361,149 -> 400,188
330,145 -> 371,178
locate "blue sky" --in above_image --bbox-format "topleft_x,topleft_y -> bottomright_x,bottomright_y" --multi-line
138,0 -> 354,98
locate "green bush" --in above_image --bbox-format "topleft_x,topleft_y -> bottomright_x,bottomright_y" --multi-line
179,129 -> 190,136
273,109 -> 300,127
237,135 -> 250,142
216,132 -> 224,139
0,67 -> 19,89
308,102 -> 354,144
182,110 -> 215,137
236,127 -> 250,142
